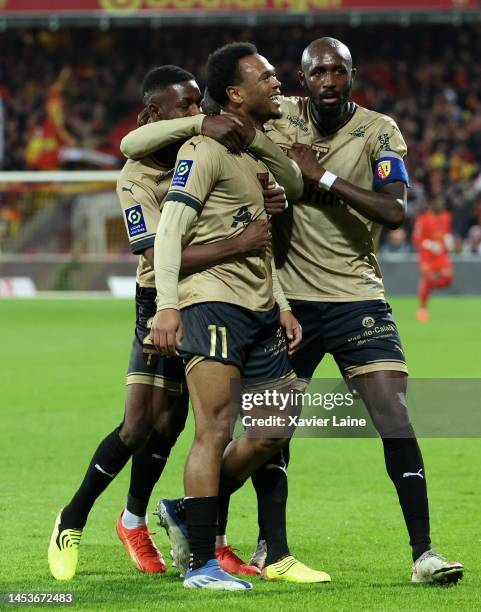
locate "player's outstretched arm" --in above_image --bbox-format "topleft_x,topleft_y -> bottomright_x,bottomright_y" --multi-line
248,130 -> 304,201
120,114 -> 248,160
120,116 -> 205,159
288,143 -> 407,229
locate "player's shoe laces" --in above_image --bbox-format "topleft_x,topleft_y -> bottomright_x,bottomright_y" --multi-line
262,555 -> 331,583
411,549 -> 463,584
116,511 -> 167,574
48,511 -> 82,581
216,545 -> 261,575
184,559 -> 253,590
154,498 -> 190,576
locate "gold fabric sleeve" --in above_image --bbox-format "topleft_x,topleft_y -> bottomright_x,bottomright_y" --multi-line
154,200 -> 198,311
248,129 -> 304,201
271,258 -> 291,312
120,115 -> 205,160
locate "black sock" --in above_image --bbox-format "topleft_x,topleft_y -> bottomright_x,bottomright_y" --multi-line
252,448 -> 290,565
216,473 -> 245,537
256,444 -> 290,544
185,497 -> 218,570
61,428 -> 132,529
126,431 -> 175,517
382,425 -> 431,561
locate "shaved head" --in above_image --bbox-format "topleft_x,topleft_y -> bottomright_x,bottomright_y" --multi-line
301,37 -> 353,73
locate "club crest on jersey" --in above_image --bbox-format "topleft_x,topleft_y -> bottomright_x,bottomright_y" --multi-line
125,204 -> 147,237
376,161 -> 391,180
311,143 -> 330,161
172,159 -> 194,187
362,316 -> 375,328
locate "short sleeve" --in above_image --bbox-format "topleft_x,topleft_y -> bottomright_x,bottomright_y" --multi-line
370,117 -> 410,187
117,179 -> 160,255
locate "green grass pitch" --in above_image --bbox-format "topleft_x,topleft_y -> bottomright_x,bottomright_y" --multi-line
0,296 -> 480,611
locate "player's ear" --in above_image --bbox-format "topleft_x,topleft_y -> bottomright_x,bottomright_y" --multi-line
226,85 -> 243,105
298,70 -> 305,88
147,103 -> 161,122
351,67 -> 357,81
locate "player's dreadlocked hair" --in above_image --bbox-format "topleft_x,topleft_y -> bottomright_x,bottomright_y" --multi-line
206,42 -> 257,107
141,65 -> 195,103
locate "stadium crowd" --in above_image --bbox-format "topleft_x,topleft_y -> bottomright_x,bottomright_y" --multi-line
1,24 -> 481,253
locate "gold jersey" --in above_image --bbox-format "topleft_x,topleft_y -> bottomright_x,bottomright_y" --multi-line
267,97 -> 408,301
117,156 -> 173,288
165,135 -> 275,312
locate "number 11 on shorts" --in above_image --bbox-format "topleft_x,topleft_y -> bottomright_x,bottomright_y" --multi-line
208,325 -> 228,358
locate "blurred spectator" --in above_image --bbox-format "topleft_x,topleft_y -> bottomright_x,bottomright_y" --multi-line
1,24 -> 481,250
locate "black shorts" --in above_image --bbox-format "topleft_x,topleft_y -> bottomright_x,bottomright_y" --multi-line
126,285 -> 184,394
290,299 -> 408,381
178,302 -> 295,385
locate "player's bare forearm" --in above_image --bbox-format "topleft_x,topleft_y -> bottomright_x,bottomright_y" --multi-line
288,143 -> 406,229
181,219 -> 271,274
180,240 -> 240,274
330,179 -> 407,229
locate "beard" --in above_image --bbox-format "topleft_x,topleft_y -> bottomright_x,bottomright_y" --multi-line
310,79 -> 352,119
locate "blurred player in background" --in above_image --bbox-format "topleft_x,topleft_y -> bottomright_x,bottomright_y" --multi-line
48,65 -> 282,581
412,197 -> 454,322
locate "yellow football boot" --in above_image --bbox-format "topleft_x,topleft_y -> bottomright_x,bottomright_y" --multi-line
48,511 -> 82,580
262,556 -> 331,583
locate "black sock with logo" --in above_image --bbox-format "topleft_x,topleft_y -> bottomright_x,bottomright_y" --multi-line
61,428 -> 132,530
382,426 -> 431,561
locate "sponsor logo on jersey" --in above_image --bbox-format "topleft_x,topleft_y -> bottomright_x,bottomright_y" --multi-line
378,133 -> 392,151
362,316 -> 375,328
125,204 -> 147,237
376,160 -> 392,180
286,114 -> 309,133
231,206 -> 253,228
349,125 -> 366,138
172,159 -> 194,187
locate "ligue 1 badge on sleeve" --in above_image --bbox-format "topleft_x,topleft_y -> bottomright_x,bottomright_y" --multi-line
125,204 -> 147,237
172,160 -> 194,187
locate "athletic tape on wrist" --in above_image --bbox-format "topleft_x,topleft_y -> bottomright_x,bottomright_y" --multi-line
318,170 -> 337,191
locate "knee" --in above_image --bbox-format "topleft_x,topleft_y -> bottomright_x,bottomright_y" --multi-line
154,392 -> 189,440
252,436 -> 288,456
119,411 -> 154,449
194,426 -> 231,452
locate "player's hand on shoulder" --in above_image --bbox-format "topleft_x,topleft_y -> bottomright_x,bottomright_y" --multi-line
279,310 -> 302,356
150,308 -> 183,357
136,107 -> 151,128
288,143 -> 324,183
201,113 -> 255,153
263,182 -> 288,216
234,219 -> 271,255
